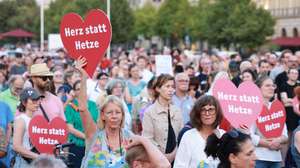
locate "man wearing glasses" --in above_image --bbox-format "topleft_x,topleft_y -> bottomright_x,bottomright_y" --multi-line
0,75 -> 24,115
28,63 -> 66,121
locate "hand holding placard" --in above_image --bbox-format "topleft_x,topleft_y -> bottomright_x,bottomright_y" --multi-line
212,79 -> 263,128
256,100 -> 286,138
60,9 -> 112,78
29,116 -> 68,154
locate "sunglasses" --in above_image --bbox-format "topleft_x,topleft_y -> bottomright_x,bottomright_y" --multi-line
38,76 -> 53,81
227,129 -> 239,138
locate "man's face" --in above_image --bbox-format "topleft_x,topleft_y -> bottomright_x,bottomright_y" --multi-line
33,76 -> 53,92
11,78 -> 24,97
176,74 -> 190,92
200,57 -> 212,74
288,69 -> 299,82
282,52 -> 292,64
288,55 -> 299,69
259,62 -> 270,74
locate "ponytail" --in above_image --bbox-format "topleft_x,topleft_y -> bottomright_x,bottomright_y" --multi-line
205,130 -> 251,168
205,133 -> 221,158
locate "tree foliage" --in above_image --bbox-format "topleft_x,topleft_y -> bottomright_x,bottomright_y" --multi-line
133,3 -> 157,39
202,0 -> 275,49
155,0 -> 191,44
45,0 -> 133,44
0,0 -> 39,36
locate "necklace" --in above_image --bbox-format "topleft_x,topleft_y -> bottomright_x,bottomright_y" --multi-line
105,130 -> 124,165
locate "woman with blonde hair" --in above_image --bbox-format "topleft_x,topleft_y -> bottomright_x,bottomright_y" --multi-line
75,57 -> 132,168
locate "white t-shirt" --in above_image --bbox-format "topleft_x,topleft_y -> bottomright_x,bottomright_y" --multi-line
174,128 -> 225,168
250,101 -> 288,162
86,79 -> 101,102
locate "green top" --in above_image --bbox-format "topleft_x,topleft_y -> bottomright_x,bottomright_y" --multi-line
0,89 -> 19,115
65,99 -> 99,147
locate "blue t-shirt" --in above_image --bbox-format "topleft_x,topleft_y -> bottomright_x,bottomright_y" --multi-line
0,101 -> 13,152
127,80 -> 146,97
0,101 -> 13,131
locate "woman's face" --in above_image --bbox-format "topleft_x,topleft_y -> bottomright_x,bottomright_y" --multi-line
200,104 -> 217,127
230,139 -> 256,168
242,72 -> 253,82
112,83 -> 123,97
101,102 -> 123,129
260,79 -> 276,100
70,73 -> 81,85
157,80 -> 175,101
74,83 -> 81,97
53,71 -> 63,84
25,98 -> 40,112
130,66 -> 140,79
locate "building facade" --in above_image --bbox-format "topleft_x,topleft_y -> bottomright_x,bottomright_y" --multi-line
254,0 -> 300,38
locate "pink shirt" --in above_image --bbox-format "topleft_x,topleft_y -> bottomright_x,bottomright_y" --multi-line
16,91 -> 66,121
34,91 -> 66,121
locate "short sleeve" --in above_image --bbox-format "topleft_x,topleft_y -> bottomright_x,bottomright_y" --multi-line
65,104 -> 74,124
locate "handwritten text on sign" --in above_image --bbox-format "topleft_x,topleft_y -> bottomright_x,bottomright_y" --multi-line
29,116 -> 68,154
212,79 -> 263,128
256,100 -> 286,138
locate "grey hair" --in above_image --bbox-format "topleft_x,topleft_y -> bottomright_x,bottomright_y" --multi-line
30,154 -> 67,168
105,78 -> 125,95
174,72 -> 189,82
8,75 -> 24,86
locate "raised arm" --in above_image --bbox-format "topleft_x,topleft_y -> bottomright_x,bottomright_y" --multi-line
126,135 -> 171,168
75,57 -> 97,142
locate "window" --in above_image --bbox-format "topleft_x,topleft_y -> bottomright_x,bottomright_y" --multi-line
282,28 -> 287,37
293,28 -> 298,37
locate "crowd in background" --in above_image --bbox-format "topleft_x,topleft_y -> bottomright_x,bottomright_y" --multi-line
0,43 -> 299,168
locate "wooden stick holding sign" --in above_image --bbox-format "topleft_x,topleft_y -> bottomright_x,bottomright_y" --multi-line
212,79 -> 264,128
60,9 -> 112,78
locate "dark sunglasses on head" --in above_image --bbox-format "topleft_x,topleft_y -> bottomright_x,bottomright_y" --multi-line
227,129 -> 239,138
38,76 -> 53,81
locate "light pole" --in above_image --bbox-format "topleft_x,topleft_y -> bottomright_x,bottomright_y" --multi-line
107,0 -> 111,59
40,0 -> 44,52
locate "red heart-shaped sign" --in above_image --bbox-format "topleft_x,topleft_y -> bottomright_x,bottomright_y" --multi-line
60,9 -> 112,78
256,100 -> 286,138
29,116 -> 68,154
212,79 -> 264,128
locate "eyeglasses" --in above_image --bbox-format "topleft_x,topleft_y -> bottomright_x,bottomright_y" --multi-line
13,86 -> 23,92
38,76 -> 53,81
104,110 -> 122,116
200,107 -> 216,115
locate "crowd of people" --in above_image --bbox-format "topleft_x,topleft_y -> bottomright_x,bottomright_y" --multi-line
0,43 -> 299,168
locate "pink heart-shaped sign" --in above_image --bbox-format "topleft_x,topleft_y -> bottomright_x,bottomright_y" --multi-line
60,9 -> 112,78
29,116 -> 68,154
212,79 -> 263,128
256,100 -> 286,138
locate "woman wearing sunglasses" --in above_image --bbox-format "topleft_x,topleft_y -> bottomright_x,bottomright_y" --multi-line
250,75 -> 288,168
205,130 -> 256,168
174,95 -> 224,167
